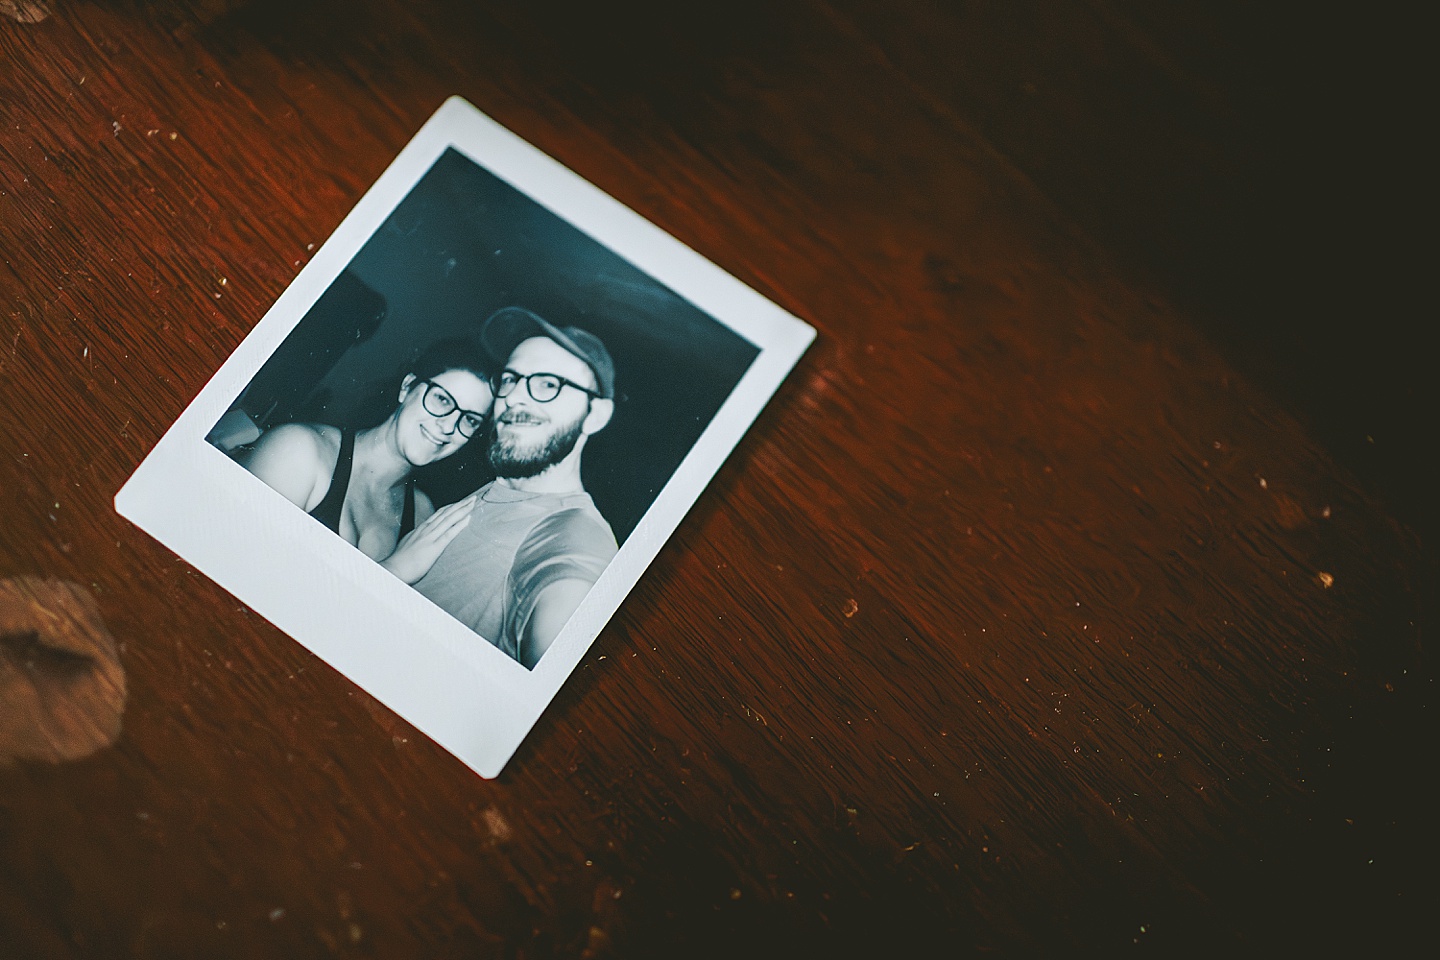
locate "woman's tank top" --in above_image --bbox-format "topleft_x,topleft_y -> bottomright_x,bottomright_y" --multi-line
308,429 -> 415,539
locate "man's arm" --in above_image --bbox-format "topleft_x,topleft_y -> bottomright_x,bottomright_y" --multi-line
518,578 -> 593,669
510,505 -> 617,668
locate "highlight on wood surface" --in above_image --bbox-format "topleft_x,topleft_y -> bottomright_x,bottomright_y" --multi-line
0,577 -> 126,765
0,0 -> 52,25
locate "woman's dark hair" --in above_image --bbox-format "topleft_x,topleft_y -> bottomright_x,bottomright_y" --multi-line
409,336 -> 494,383
345,336 -> 495,431
402,335 -> 498,503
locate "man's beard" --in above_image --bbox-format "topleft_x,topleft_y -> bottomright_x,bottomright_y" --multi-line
488,411 -> 587,479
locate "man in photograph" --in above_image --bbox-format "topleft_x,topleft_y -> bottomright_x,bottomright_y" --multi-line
411,307 -> 618,669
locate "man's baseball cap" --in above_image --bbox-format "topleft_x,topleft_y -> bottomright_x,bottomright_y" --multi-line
480,306 -> 615,400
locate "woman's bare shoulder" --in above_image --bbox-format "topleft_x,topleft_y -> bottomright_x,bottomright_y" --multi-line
252,422 -> 340,457
242,423 -> 343,509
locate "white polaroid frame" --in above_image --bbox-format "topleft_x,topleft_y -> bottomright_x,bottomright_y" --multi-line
115,96 -> 814,778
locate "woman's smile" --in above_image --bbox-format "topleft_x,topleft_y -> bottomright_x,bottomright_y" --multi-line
417,422 -> 454,448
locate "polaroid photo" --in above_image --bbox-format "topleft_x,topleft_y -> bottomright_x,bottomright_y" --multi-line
115,97 -> 815,778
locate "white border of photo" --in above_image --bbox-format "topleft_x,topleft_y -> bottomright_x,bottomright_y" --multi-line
114,97 -> 815,778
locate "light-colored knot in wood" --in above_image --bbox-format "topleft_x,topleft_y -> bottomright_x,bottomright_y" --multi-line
0,1 -> 53,25
1,577 -> 126,765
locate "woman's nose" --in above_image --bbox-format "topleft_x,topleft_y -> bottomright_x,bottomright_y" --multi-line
435,409 -> 461,434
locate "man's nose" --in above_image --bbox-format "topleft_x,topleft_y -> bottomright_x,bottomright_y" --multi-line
500,386 -> 533,411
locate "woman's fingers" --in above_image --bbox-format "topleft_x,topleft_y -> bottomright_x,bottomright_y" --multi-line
381,494 -> 477,584
423,497 -> 475,539
409,494 -> 475,541
432,510 -> 472,548
437,494 -> 477,525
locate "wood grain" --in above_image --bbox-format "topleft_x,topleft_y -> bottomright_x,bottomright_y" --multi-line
1,1 -> 1432,956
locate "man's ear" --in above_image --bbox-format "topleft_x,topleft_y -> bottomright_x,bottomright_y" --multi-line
582,397 -> 614,435
399,373 -> 418,404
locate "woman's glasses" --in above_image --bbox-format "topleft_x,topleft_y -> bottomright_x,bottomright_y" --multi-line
418,381 -> 487,438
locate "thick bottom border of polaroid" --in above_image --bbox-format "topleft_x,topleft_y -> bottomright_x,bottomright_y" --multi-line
114,442 -> 539,779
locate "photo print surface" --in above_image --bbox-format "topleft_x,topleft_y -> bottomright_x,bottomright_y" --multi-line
117,98 -> 814,777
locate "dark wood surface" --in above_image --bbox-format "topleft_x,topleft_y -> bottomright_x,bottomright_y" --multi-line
2,2 -> 1433,956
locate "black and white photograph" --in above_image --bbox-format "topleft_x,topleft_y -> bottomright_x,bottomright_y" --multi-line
207,146 -> 761,670
116,98 -> 814,777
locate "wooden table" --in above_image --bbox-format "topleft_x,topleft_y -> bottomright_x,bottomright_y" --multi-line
3,2 -> 1432,955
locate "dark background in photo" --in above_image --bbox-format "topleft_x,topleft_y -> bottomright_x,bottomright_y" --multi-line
213,148 -> 760,543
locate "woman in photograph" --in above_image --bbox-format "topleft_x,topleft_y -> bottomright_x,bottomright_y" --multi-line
240,337 -> 492,578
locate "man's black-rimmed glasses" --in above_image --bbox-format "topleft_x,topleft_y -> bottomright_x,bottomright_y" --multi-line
495,369 -> 603,404
417,380 -> 487,438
